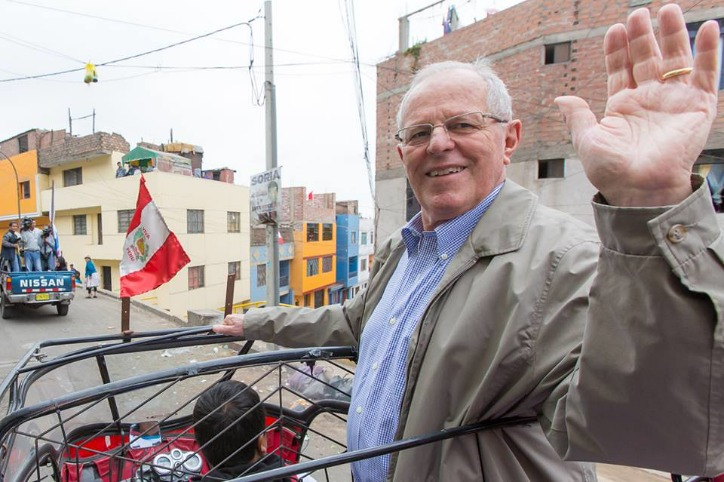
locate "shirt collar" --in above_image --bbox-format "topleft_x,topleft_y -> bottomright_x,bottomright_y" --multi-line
401,182 -> 505,255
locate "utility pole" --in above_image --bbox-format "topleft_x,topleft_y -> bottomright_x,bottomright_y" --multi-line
265,0 -> 280,307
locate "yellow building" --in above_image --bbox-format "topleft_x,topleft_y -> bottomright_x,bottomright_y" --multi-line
29,131 -> 250,320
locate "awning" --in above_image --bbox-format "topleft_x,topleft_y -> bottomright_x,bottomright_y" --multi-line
122,146 -> 192,168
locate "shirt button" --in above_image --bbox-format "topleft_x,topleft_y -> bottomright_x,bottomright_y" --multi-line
667,224 -> 687,243
440,253 -> 448,261
389,317 -> 397,325
356,406 -> 363,414
371,362 -> 378,370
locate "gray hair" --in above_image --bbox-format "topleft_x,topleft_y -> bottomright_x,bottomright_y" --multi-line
396,59 -> 513,129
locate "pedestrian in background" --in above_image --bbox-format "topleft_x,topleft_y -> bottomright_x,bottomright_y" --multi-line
84,255 -> 99,298
69,263 -> 82,289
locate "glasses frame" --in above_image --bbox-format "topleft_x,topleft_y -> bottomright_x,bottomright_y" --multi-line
395,111 -> 509,146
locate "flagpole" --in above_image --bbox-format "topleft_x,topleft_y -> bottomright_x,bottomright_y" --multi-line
265,0 -> 280,307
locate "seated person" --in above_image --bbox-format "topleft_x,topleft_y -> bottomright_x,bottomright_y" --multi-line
193,380 -> 292,481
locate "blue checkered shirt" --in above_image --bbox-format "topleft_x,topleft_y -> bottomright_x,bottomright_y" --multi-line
347,183 -> 504,481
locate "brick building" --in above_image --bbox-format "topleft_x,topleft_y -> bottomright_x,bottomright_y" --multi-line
375,0 -> 724,242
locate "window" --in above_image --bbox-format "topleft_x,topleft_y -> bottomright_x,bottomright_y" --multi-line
687,18 -> 724,90
228,261 -> 241,281
361,258 -> 368,272
361,232 -> 367,245
188,266 -> 205,290
19,181 -> 30,199
306,223 -> 319,242
187,209 -> 204,233
117,209 -> 134,233
544,42 -> 571,64
227,211 -> 240,233
307,258 -> 319,276
18,135 -> 28,154
349,256 -> 358,276
406,179 -> 421,222
694,152 -> 724,213
256,264 -> 267,287
63,167 -> 82,187
350,231 -> 357,244
314,289 -> 324,308
322,255 -> 333,273
538,159 -> 565,179
73,215 -> 87,235
322,223 -> 333,240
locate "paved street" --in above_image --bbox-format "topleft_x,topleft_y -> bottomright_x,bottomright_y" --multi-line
0,292 -> 676,481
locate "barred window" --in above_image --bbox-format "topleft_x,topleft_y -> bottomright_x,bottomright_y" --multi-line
227,211 -> 240,233
117,209 -> 135,233
187,209 -> 204,233
322,255 -> 333,273
257,264 -> 267,287
188,266 -> 205,290
306,258 -> 319,276
73,215 -> 87,235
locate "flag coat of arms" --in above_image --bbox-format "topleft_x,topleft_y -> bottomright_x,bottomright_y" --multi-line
120,176 -> 190,297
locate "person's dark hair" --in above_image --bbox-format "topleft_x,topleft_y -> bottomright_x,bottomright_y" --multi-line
56,256 -> 67,271
193,380 -> 266,468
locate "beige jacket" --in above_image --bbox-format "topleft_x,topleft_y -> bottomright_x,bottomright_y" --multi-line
244,179 -> 723,481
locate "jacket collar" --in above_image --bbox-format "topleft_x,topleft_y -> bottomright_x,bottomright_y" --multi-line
379,179 -> 537,266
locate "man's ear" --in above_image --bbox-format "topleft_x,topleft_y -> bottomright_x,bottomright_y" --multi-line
503,120 -> 522,166
257,433 -> 267,455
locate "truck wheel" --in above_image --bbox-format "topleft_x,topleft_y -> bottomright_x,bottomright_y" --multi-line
56,303 -> 69,316
1,296 -> 13,319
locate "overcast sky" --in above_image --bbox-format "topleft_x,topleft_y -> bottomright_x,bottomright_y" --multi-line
0,0 -> 523,217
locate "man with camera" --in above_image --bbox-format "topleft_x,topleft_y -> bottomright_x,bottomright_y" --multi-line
39,225 -> 56,272
19,218 -> 43,272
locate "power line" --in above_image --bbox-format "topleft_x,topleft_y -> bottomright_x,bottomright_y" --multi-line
0,16 -> 263,83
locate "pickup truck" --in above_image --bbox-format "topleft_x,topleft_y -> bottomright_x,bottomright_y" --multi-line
0,270 -> 75,319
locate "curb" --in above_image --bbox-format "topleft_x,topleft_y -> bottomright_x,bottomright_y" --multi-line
94,288 -> 187,327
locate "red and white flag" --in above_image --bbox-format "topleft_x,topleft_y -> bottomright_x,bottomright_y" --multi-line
120,176 -> 190,297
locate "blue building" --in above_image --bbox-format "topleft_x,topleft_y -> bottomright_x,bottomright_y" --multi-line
250,226 -> 295,305
330,201 -> 359,304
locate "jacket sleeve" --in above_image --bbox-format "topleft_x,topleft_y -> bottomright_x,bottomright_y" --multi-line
2,233 -> 17,249
242,233 -> 401,349
543,178 -> 724,476
243,286 -> 367,348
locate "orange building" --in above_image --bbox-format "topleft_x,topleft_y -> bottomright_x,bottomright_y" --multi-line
0,129 -> 64,227
290,221 -> 336,307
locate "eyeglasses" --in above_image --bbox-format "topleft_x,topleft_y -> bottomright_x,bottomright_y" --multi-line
395,111 -> 509,147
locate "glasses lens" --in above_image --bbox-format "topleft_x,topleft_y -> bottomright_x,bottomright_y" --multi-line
444,112 -> 486,134
399,124 -> 433,146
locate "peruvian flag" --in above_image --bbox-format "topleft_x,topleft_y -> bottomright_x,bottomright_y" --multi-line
120,176 -> 190,297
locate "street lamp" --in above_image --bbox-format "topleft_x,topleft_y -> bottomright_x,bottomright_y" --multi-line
0,150 -> 22,225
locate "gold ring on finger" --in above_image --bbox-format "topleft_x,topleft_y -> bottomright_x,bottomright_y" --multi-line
661,67 -> 693,81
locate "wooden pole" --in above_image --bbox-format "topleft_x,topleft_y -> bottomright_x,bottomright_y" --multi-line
121,296 -> 131,334
224,274 -> 235,316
